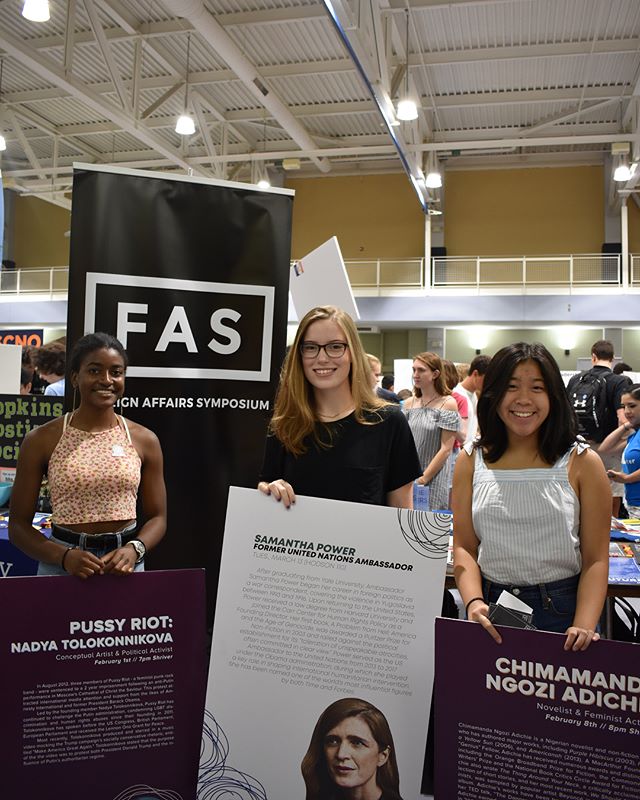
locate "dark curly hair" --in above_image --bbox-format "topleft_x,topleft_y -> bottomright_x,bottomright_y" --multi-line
33,344 -> 66,377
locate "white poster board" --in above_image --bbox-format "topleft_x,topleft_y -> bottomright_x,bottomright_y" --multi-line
394,358 -> 414,393
289,236 -> 360,321
0,344 -> 21,394
202,487 -> 449,800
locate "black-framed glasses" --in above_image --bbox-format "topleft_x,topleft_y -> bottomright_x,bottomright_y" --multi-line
299,341 -> 349,359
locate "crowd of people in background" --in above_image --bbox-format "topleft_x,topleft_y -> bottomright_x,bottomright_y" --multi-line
19,340 -> 67,396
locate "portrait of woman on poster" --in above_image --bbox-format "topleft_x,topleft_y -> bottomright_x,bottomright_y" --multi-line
258,305 -> 420,509
301,697 -> 403,800
9,332 -> 167,578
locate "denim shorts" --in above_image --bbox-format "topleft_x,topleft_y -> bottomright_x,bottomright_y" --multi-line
481,573 -> 580,633
38,523 -> 144,577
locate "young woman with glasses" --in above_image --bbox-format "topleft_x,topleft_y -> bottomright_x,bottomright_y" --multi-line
258,305 -> 421,508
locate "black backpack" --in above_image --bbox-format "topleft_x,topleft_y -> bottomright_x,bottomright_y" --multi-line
568,369 -> 608,441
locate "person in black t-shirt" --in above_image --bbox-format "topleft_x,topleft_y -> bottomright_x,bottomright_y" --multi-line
258,305 -> 421,508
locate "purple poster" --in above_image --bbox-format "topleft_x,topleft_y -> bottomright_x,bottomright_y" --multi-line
0,569 -> 206,800
435,618 -> 640,800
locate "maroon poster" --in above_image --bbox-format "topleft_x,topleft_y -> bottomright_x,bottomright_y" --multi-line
0,569 -> 206,799
435,618 -> 640,800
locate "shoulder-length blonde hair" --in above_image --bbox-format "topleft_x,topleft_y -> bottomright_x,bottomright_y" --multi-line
269,305 -> 384,455
412,352 -> 451,398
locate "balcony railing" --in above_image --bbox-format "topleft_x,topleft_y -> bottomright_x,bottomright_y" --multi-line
346,254 -> 631,293
0,267 -> 69,297
0,256 -> 637,298
431,254 -> 621,288
630,255 -> 640,287
344,259 -> 424,290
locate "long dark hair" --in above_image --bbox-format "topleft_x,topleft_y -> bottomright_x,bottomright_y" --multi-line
477,342 -> 576,464
301,697 -> 400,800
69,332 -> 129,374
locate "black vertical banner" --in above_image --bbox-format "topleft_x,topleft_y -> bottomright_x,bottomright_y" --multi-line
66,165 -> 293,621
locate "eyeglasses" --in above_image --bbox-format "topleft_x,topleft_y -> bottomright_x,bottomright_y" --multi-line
300,341 -> 348,359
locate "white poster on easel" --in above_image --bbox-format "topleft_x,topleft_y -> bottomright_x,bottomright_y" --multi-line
0,344 -> 21,394
201,487 -> 449,800
289,236 -> 360,320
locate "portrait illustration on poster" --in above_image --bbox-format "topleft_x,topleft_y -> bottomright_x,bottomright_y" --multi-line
301,697 -> 404,800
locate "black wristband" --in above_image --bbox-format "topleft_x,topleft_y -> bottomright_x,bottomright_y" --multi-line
465,596 -> 485,615
61,546 -> 75,572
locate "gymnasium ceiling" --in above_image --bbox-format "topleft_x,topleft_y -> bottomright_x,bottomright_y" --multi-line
0,0 -> 639,211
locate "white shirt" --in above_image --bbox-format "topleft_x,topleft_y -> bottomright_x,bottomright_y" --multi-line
454,383 -> 478,444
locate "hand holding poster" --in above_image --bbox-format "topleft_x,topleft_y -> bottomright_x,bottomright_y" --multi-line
202,487 -> 450,799
435,618 -> 640,800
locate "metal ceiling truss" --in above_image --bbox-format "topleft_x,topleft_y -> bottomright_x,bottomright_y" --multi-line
0,0 -> 638,209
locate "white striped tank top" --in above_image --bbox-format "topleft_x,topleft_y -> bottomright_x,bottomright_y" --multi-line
467,440 -> 587,584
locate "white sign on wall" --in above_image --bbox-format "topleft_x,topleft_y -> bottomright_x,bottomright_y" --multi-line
0,344 -> 22,394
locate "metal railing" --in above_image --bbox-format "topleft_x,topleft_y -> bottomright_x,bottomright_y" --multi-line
0,267 -> 69,297
344,258 -> 424,289
0,257 -> 636,297
431,254 -> 621,288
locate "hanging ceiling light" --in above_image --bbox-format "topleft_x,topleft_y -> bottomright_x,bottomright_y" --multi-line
424,151 -> 442,188
257,174 -> 271,190
614,155 -> 632,182
397,99 -> 418,121
175,114 -> 196,136
175,33 -> 196,136
22,0 -> 50,22
396,10 -> 418,122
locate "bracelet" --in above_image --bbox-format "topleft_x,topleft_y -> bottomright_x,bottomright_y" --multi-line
61,546 -> 75,572
465,596 -> 485,615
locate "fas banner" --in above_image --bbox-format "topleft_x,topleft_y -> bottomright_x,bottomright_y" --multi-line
66,164 -> 294,615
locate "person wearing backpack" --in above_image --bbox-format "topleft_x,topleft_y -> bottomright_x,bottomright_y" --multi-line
566,340 -> 631,515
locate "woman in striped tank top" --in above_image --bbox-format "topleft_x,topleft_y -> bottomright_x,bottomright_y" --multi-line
9,332 -> 167,578
452,342 -> 610,651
